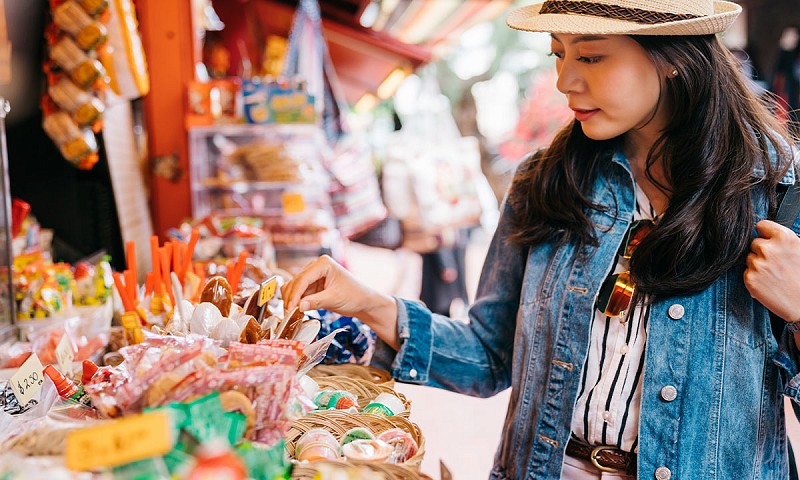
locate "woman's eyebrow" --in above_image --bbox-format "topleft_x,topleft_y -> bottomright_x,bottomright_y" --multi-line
551,33 -> 610,44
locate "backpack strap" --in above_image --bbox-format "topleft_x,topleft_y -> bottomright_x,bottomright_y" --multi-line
775,182 -> 800,231
769,181 -> 800,340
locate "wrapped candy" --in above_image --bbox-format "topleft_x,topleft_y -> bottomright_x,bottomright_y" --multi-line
52,0 -> 108,50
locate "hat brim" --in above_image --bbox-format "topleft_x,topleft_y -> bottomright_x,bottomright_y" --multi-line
507,1 -> 741,36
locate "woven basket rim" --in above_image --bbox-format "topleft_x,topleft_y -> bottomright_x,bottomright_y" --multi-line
285,411 -> 425,468
309,364 -> 394,384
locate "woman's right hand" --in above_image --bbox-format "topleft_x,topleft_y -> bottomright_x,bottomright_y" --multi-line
281,255 -> 401,349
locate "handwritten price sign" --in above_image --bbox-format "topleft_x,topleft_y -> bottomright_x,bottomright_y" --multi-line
10,353 -> 45,405
65,411 -> 174,470
56,334 -> 74,376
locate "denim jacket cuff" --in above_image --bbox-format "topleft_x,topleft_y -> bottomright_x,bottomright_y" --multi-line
773,325 -> 800,401
369,298 -> 433,384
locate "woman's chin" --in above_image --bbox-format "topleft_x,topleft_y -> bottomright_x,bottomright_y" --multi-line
579,121 -> 623,141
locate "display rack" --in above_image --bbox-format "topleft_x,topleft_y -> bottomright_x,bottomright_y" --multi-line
0,97 -> 13,342
188,123 -> 340,272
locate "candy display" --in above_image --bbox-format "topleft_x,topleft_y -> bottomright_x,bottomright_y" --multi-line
315,309 -> 376,365
0,229 -> 424,480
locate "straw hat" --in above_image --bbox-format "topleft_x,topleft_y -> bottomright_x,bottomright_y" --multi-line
507,0 -> 742,36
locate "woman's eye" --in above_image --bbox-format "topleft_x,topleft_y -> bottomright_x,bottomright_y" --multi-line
578,56 -> 602,64
548,51 -> 564,59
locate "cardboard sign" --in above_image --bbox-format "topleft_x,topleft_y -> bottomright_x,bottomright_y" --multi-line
281,192 -> 305,214
55,334 -> 74,376
10,352 -> 45,405
65,411 -> 173,471
257,276 -> 278,307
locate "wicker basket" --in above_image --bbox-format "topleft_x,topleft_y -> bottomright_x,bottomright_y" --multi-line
285,411 -> 425,469
314,376 -> 411,418
291,460 -> 424,480
309,364 -> 394,385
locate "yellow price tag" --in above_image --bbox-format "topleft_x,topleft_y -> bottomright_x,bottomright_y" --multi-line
281,192 -> 305,214
55,334 -> 74,376
258,276 -> 278,307
66,411 -> 174,471
10,352 -> 45,406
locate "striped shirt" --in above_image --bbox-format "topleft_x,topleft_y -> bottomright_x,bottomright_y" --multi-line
570,183 -> 657,453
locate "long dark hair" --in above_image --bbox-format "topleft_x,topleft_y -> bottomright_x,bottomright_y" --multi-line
508,34 -> 795,298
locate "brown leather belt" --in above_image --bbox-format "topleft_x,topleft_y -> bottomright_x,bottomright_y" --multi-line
565,438 -> 637,475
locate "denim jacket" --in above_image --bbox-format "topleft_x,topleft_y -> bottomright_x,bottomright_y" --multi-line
372,150 -> 800,480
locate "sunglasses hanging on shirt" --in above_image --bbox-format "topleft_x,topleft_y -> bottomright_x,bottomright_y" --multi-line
596,219 -> 654,319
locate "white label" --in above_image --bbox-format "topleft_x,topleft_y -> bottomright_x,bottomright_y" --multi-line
56,334 -> 74,376
10,352 -> 45,405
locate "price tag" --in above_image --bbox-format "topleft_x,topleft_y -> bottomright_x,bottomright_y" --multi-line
10,352 -> 45,406
55,334 -> 74,376
281,192 -> 305,214
257,276 -> 278,307
66,411 -> 174,471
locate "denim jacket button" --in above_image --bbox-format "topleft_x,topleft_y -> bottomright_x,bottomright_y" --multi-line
655,466 -> 672,480
668,304 -> 685,320
408,368 -> 418,379
660,385 -> 678,402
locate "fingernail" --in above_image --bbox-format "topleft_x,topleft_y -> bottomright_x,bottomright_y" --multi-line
299,300 -> 310,312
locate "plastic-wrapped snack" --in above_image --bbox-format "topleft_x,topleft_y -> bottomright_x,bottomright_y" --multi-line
227,341 -> 301,367
315,310 -> 376,365
1,381 -> 38,415
376,428 -> 419,464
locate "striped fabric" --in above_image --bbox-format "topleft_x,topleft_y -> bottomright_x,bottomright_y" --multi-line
570,183 -> 657,453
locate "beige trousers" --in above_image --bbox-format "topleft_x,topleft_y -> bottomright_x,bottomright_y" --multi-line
561,454 -> 636,480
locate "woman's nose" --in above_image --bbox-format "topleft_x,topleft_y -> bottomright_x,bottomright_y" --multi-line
555,60 -> 583,95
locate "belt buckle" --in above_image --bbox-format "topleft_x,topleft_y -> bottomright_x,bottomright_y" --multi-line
590,445 -> 624,473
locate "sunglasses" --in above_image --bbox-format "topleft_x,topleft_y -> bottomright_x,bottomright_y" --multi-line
596,220 -> 653,318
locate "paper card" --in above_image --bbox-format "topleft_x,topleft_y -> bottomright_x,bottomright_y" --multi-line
281,192 -> 305,214
10,352 -> 45,406
55,334 -> 74,376
257,276 -> 278,307
65,411 -> 174,471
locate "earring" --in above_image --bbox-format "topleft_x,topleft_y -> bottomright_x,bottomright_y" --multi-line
671,69 -> 679,77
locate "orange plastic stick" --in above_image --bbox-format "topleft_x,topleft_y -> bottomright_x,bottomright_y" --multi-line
227,250 -> 248,296
125,241 -> 137,285
145,271 -> 154,296
171,242 -> 182,280
149,236 -> 162,289
124,269 -> 138,306
176,243 -> 187,280
112,272 -> 133,312
159,247 -> 174,304
182,229 -> 200,279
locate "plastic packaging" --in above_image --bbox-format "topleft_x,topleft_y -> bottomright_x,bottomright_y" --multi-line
41,112 -> 99,169
376,428 -> 418,464
360,393 -> 405,417
341,438 -> 393,462
49,37 -> 106,88
295,428 -> 340,462
78,0 -> 109,16
340,427 -> 374,445
314,390 -> 357,410
48,77 -> 104,128
53,0 -> 108,50
43,365 -> 91,407
81,359 -> 98,385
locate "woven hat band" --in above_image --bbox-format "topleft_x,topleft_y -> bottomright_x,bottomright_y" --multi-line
539,1 -> 702,25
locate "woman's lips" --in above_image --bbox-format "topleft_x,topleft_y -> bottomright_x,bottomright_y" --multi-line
572,108 -> 600,122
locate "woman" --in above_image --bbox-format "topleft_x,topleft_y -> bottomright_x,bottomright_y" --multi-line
282,1 -> 800,478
